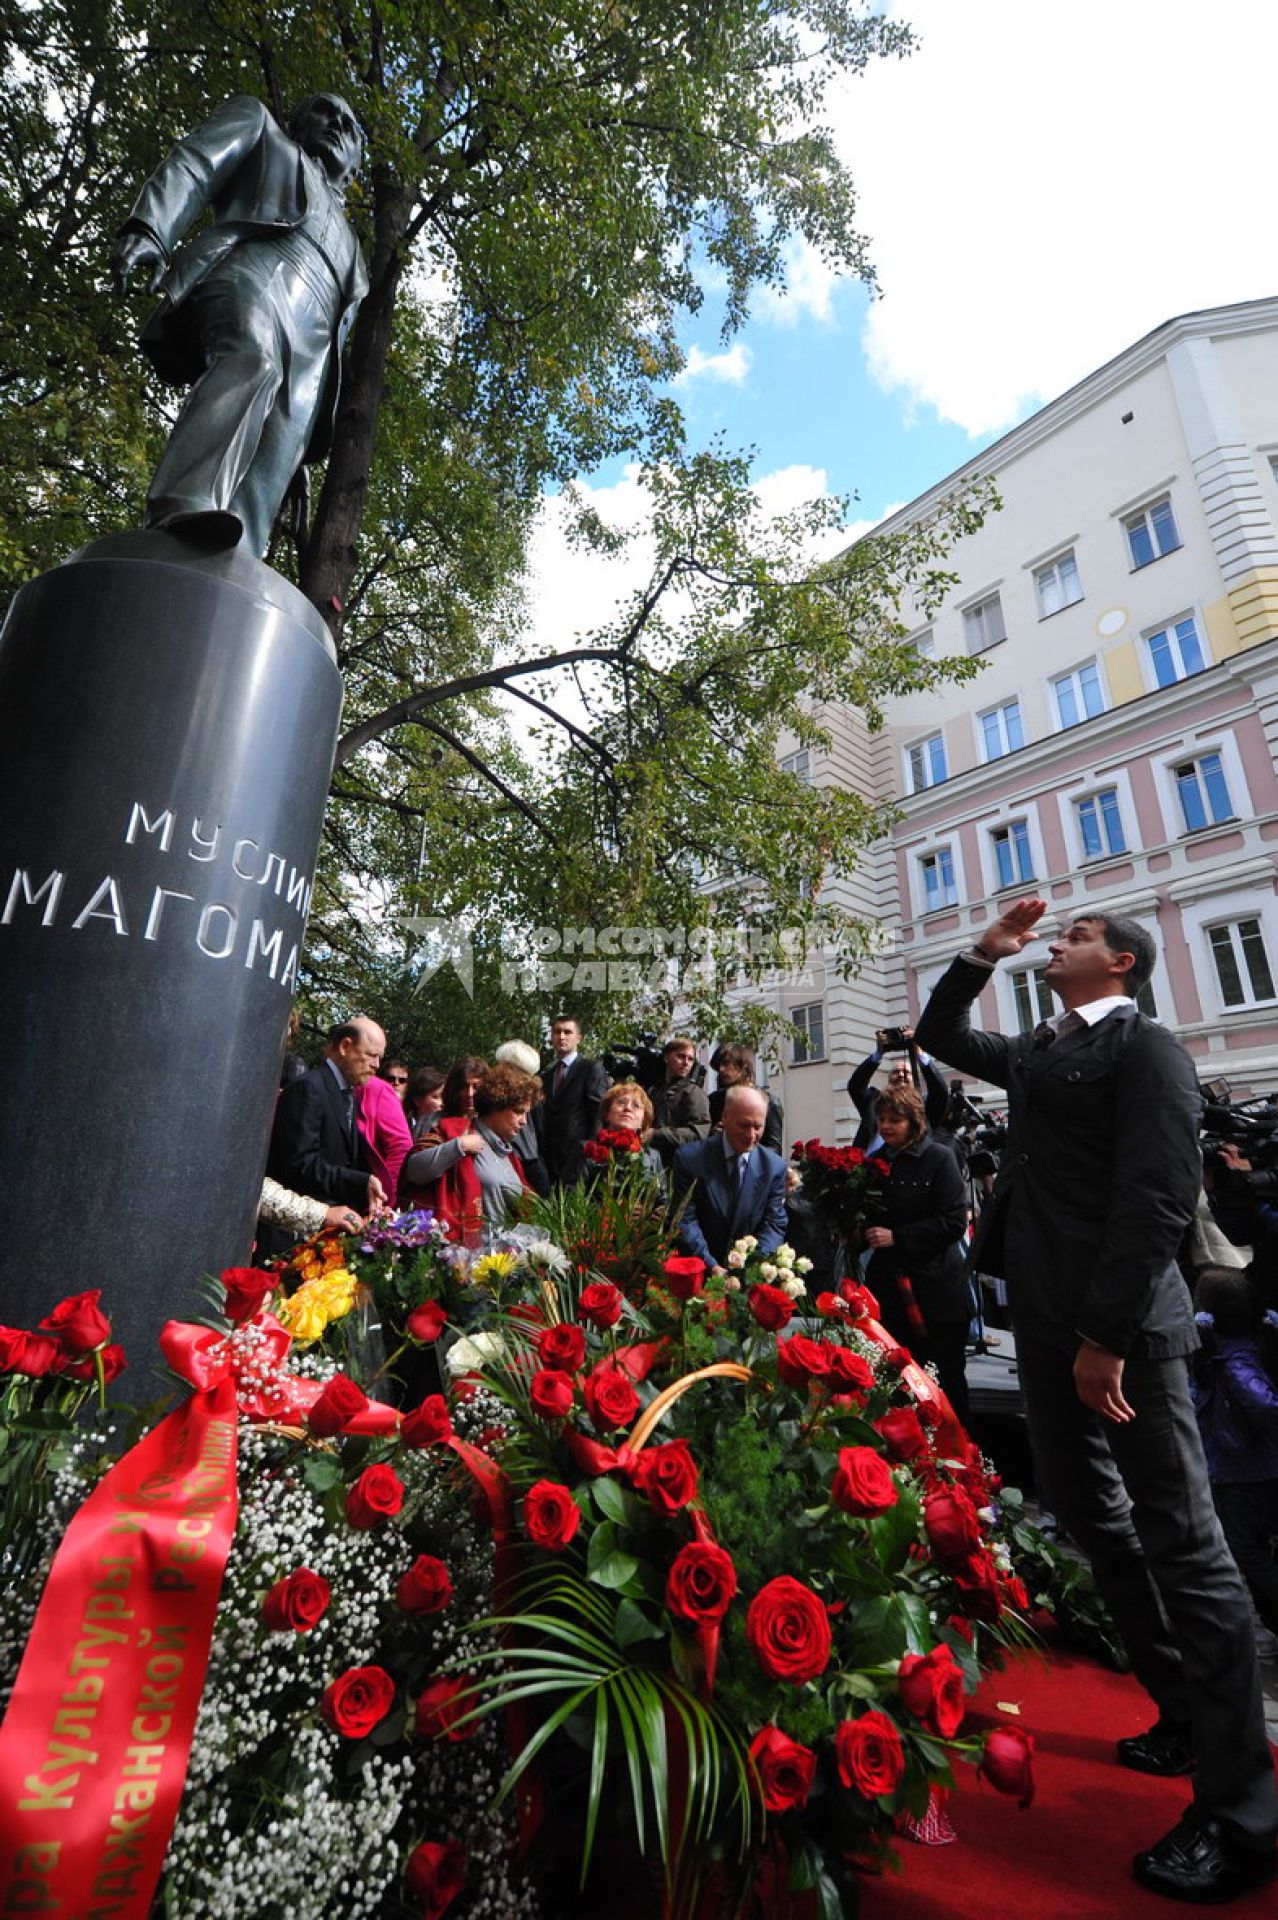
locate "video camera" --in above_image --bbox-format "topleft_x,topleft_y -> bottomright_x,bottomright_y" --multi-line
601,1036 -> 707,1092
880,1027 -> 912,1052
1199,1086 -> 1278,1183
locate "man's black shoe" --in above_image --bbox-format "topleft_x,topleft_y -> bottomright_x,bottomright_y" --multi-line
1134,1809 -> 1277,1904
1117,1722 -> 1195,1777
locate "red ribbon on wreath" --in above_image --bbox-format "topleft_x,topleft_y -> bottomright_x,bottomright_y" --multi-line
0,1314 -> 400,1919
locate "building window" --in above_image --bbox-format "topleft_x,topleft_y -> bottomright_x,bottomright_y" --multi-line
1124,495 -> 1181,569
979,698 -> 1026,762
1052,660 -> 1106,728
791,1001 -> 826,1063
1035,550 -> 1083,617
1075,787 -> 1127,860
779,747 -> 812,784
1145,613 -> 1206,688
1208,918 -> 1276,1008
991,819 -> 1034,890
963,592 -> 1007,655
1174,751 -> 1234,832
1010,966 -> 1055,1033
905,732 -> 947,793
919,846 -> 958,913
910,627 -> 936,659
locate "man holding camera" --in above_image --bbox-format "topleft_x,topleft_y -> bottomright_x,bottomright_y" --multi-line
916,899 -> 1277,1906
846,1026 -> 949,1151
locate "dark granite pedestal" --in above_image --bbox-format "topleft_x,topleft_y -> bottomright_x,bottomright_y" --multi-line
0,531 -> 341,1385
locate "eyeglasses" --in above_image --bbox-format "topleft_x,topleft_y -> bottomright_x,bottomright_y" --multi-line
386,1073 -> 408,1086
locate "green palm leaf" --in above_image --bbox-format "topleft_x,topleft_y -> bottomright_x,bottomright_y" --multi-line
462,1568 -> 757,1889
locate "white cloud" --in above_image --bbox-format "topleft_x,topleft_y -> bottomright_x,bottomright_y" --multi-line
755,237 -> 840,329
675,341 -> 752,385
828,0 -> 1278,436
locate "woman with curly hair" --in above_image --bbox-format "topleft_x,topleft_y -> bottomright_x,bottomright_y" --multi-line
401,1061 -> 540,1241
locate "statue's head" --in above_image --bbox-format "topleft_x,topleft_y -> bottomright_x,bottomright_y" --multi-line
289,93 -> 363,189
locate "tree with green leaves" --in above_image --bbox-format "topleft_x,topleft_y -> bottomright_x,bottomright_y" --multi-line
1,0 -> 987,1053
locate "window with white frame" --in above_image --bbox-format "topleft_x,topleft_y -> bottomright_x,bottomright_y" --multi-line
1207,918 -> 1276,1008
963,592 -> 1007,655
779,747 -> 812,785
979,698 -> 1025,762
990,819 -> 1034,890
918,846 -> 958,914
1145,612 -> 1206,689
1052,660 -> 1106,728
790,1001 -> 826,1063
1124,495 -> 1181,569
1074,786 -> 1127,860
1009,966 -> 1054,1033
905,732 -> 947,793
910,627 -> 936,659
1034,550 -> 1083,617
1174,750 -> 1234,832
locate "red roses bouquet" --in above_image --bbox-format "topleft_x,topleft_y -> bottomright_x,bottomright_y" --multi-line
580,1125 -> 644,1165
458,1256 -> 1039,1916
0,1291 -> 124,1577
790,1137 -> 890,1245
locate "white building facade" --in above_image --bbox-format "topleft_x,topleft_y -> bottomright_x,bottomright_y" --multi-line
756,297 -> 1278,1142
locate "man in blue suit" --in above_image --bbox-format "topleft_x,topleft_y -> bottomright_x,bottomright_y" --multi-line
672,1087 -> 787,1272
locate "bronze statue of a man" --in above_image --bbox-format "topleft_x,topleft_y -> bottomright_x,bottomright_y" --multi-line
111,93 -> 368,557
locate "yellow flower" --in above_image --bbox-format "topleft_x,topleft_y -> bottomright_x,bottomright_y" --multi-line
314,1271 -> 357,1321
279,1284 -> 329,1344
471,1252 -> 517,1289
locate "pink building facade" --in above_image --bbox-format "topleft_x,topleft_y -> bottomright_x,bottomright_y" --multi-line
759,299 -> 1278,1138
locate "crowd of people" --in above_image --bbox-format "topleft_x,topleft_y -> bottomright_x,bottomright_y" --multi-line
256,1015 -> 794,1267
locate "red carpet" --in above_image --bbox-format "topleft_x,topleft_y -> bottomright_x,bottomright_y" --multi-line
863,1646 -> 1278,1920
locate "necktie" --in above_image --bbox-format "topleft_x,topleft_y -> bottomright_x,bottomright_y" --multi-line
736,1153 -> 749,1188
554,1061 -> 567,1095
341,1083 -> 356,1138
1031,1021 -> 1056,1051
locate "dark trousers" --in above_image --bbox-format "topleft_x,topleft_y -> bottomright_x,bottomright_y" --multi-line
1213,1480 -> 1278,1634
1019,1338 -> 1278,1848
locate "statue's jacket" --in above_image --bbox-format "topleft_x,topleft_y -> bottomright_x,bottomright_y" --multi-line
119,94 -> 369,462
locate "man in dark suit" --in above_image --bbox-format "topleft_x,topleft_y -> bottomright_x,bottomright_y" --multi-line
111,91 -> 368,554
672,1087 -> 787,1272
916,900 -> 1277,1906
268,1015 -> 388,1213
537,1015 -> 609,1187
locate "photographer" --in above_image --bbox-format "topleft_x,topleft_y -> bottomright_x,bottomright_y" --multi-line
847,1027 -> 949,1152
1207,1134 -> 1278,1307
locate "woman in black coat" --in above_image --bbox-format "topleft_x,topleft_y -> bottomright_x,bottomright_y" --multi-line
861,1084 -> 971,1423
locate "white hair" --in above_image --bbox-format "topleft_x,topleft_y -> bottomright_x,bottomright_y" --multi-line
495,1039 -> 540,1075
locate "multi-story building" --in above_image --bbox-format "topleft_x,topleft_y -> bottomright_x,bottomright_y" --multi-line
757,295 -> 1278,1142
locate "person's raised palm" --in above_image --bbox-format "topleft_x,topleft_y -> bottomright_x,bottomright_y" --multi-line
977,897 -> 1047,959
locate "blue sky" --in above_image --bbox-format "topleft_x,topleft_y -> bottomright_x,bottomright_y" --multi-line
523,0 -> 1278,657
669,277 -> 990,526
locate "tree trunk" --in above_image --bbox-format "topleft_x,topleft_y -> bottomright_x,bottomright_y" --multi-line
300,172 -> 409,636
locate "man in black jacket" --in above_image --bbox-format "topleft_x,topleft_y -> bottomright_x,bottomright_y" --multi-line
267,1016 -> 387,1213
537,1015 -> 609,1187
916,900 -> 1277,1906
